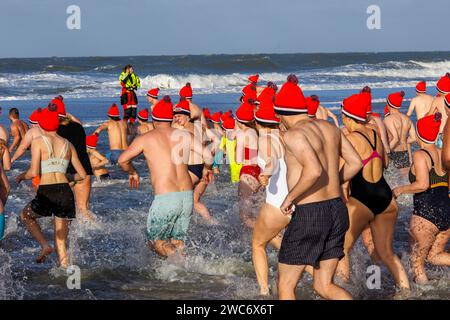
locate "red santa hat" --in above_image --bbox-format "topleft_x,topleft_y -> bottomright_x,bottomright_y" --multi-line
86,134 -> 99,149
203,108 -> 211,120
137,109 -> 149,121
248,74 -> 259,84
387,91 -> 405,109
28,108 -> 42,124
306,95 -> 320,118
108,104 -> 120,118
221,115 -> 235,131
173,98 -> 191,116
221,110 -> 233,123
360,86 -> 372,114
384,105 -> 390,117
416,81 -> 426,94
274,74 -> 307,115
445,93 -> 450,109
50,97 -> 66,117
255,98 -> 280,125
241,84 -> 257,102
416,113 -> 442,144
436,73 -> 450,94
146,88 -> 159,99
179,83 -> 193,99
209,112 -> 222,124
38,105 -> 60,132
341,93 -> 367,122
236,100 -> 255,123
152,96 -> 173,122
257,82 -> 277,105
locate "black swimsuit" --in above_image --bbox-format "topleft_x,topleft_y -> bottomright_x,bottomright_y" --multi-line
188,164 -> 204,180
350,130 -> 393,215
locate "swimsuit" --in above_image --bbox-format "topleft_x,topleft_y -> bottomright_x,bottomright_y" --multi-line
240,147 -> 260,180
188,164 -> 204,181
147,190 -> 194,242
225,137 -> 242,183
350,130 -> 393,215
435,133 -> 443,149
212,136 -> 225,169
389,150 -> 410,169
409,149 -> 449,231
0,213 -> 5,240
106,150 -> 123,165
279,198 -> 349,268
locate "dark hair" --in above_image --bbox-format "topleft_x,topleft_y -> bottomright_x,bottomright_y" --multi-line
109,116 -> 121,121
9,108 -> 19,118
256,120 -> 279,129
123,64 -> 133,73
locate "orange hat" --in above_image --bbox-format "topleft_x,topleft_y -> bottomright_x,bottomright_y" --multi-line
236,100 -> 255,123
241,84 -> 257,102
179,83 -> 193,99
86,134 -> 99,149
255,97 -> 280,124
38,105 -> 60,132
306,95 -> 320,118
416,81 -> 426,93
108,104 -> 120,118
221,116 -> 235,131
137,109 -> 149,121
387,91 -> 405,109
173,98 -> 191,116
274,74 -> 307,115
28,108 -> 42,124
209,112 -> 222,124
416,113 -> 442,144
384,105 -> 390,117
342,93 -> 367,122
248,74 -> 259,84
436,73 -> 450,94
152,96 -> 173,122
146,88 -> 159,99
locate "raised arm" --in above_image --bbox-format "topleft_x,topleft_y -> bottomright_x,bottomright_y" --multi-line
339,132 -> 363,183
94,122 -> 109,135
118,136 -> 144,188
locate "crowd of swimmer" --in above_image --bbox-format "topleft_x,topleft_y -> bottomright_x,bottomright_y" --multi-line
0,66 -> 449,300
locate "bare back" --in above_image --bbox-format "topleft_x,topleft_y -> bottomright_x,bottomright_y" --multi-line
285,120 -> 342,204
384,112 -> 413,151
408,94 -> 434,119
429,96 -> 448,133
138,122 -> 154,135
316,105 -> 329,121
107,120 -> 128,150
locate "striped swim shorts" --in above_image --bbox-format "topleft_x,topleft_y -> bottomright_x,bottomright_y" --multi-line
279,197 -> 349,269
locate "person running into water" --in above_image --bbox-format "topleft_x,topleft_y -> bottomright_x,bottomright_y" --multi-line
220,114 -> 243,184
312,98 -> 340,127
207,111 -> 225,175
393,113 -> 449,284
172,98 -> 216,225
252,97 -> 290,296
336,92 -> 411,292
56,97 -> 95,222
146,87 -> 159,112
94,104 -> 128,166
384,91 -> 416,176
119,96 -> 211,257
8,108 -> 29,153
0,139 -> 10,240
443,94 -> 450,170
179,83 -> 206,126
119,64 -> 141,123
235,99 -> 262,229
16,106 -> 86,267
137,108 -> 154,135
0,109 -> 11,171
86,134 -> 110,181
428,73 -> 450,148
273,75 -> 362,300
407,81 -> 434,120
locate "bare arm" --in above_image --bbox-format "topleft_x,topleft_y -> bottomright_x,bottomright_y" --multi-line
69,144 -> 87,181
118,136 -> 143,188
406,100 -> 415,117
327,109 -> 340,127
374,117 -> 391,153
11,129 -> 34,163
443,119 -> 450,171
339,133 -> 363,183
393,152 -> 429,197
385,120 -> 399,150
8,125 -> 20,153
67,113 -> 82,125
22,141 -> 41,180
90,150 -> 109,169
94,122 -> 109,135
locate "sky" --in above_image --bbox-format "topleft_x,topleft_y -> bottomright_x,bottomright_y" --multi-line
0,0 -> 449,58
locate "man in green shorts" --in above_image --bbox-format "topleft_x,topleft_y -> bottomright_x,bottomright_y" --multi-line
118,96 -> 212,257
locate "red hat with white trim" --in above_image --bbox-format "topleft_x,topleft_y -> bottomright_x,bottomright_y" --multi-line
108,104 -> 120,118
179,83 -> 193,99
220,110 -> 232,123
257,82 -> 277,105
39,104 -> 60,132
241,84 -> 257,102
274,74 -> 307,115
255,98 -> 280,125
28,108 -> 42,124
416,81 -> 426,93
436,73 -> 450,94
236,100 -> 255,123
384,105 -> 390,117
342,93 -> 367,122
209,112 -> 222,124
248,74 -> 259,84
152,96 -> 173,122
306,95 -> 320,118
387,91 -> 405,109
51,97 -> 66,117
360,86 -> 372,114
416,113 -> 442,144
221,115 -> 235,131
173,98 -> 191,116
137,109 -> 149,121
86,134 -> 99,149
444,93 -> 450,109
203,108 -> 211,120
146,88 -> 159,99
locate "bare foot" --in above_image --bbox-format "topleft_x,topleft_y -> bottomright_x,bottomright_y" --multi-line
36,246 -> 53,263
259,287 -> 270,296
78,209 -> 96,222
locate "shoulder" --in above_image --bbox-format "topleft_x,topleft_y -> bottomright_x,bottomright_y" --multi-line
413,150 -> 429,165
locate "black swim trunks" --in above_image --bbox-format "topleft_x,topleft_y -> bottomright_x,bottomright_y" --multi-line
389,151 -> 410,169
279,197 -> 349,269
99,173 -> 111,181
31,183 -> 76,219
188,164 -> 204,180
413,187 -> 449,232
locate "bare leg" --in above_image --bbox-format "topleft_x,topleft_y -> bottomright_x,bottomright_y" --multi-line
252,203 -> 290,295
336,197 -> 373,282
20,204 -> 53,263
238,176 -> 260,229
73,175 -> 94,221
409,215 -> 438,284
370,199 -> 410,289
54,217 -> 71,268
314,258 -> 352,300
151,240 -> 177,257
193,181 -> 217,225
361,225 -> 382,263
277,263 -> 305,300
427,229 -> 450,266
